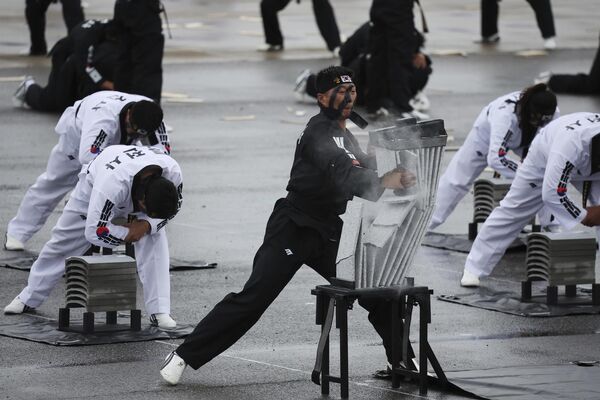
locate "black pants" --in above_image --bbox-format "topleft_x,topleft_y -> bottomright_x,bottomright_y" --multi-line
260,0 -> 341,51
481,0 -> 555,39
177,200 -> 397,369
549,34 -> 600,95
25,0 -> 84,55
113,0 -> 164,103
25,37 -> 80,112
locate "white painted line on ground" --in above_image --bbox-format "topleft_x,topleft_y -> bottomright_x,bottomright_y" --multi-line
154,340 -> 431,398
0,76 -> 25,82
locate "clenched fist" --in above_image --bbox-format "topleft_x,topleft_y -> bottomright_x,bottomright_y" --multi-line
581,205 -> 600,227
380,168 -> 417,190
124,220 -> 151,242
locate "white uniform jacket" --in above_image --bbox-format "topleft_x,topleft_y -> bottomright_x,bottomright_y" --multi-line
535,112 -> 600,229
76,145 -> 183,248
55,90 -> 171,164
475,91 -> 559,179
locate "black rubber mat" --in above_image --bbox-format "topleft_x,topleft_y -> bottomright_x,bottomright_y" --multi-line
0,252 -> 217,271
445,363 -> 600,400
0,314 -> 193,346
438,286 -> 600,317
422,232 -> 526,254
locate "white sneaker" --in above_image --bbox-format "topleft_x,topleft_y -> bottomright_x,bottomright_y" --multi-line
257,44 -> 283,52
367,107 -> 390,119
12,76 -> 35,108
400,109 -> 430,121
4,234 -> 24,251
160,351 -> 187,385
534,71 -> 552,85
477,33 -> 500,44
409,91 -> 430,112
460,270 -> 480,287
4,297 -> 34,314
150,313 -> 177,329
543,37 -> 556,50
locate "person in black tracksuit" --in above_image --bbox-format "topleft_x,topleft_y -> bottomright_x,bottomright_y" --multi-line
160,66 -> 415,385
260,0 -> 341,51
547,32 -> 600,95
303,21 -> 431,107
113,0 -> 164,103
24,19 -> 118,112
25,0 -> 84,55
481,0 -> 555,41
366,0 -> 422,115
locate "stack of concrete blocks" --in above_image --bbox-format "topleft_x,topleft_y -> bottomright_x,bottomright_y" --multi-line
336,118 -> 447,288
65,255 -> 137,311
526,232 -> 596,285
472,178 -> 512,223
523,231 -> 599,305
59,255 -> 140,332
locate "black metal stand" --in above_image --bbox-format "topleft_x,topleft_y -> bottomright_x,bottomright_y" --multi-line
59,245 -> 141,334
311,278 -> 448,398
521,280 -> 600,306
58,307 -> 142,333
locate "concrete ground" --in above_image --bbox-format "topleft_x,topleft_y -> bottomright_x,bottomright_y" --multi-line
0,1 -> 599,399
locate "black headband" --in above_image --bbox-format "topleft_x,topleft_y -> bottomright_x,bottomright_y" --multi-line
316,74 -> 354,94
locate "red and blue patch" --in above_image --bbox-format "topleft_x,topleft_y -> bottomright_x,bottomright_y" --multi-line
96,226 -> 109,237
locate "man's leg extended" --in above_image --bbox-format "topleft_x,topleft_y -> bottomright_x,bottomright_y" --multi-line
175,213 -> 317,369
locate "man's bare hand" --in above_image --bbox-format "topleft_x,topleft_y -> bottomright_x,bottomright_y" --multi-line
581,205 -> 600,227
381,168 -> 417,190
100,80 -> 114,90
124,220 -> 151,242
412,53 -> 427,69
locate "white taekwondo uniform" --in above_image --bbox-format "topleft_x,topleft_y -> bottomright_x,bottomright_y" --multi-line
17,145 -> 183,315
7,91 -> 171,245
464,112 -> 600,278
429,91 -> 559,230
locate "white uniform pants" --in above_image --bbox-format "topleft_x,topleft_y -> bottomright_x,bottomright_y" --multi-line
464,167 -> 600,278
429,125 -> 488,230
7,137 -> 81,243
17,191 -> 171,315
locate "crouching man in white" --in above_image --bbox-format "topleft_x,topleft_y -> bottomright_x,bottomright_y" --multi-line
461,112 -> 600,287
5,90 -> 171,251
4,145 -> 183,329
429,83 -> 559,230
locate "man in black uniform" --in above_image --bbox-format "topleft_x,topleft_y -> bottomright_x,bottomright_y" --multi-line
25,0 -> 84,55
113,0 -> 164,103
480,0 -> 556,49
296,21 -> 431,109
13,19 -> 118,113
159,65 -> 415,385
260,0 -> 341,53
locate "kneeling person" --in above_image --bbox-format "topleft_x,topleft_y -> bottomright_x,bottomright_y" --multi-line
4,145 -> 183,329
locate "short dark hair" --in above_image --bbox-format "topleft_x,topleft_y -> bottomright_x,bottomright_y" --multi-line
315,65 -> 354,94
144,176 -> 179,219
130,100 -> 164,134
